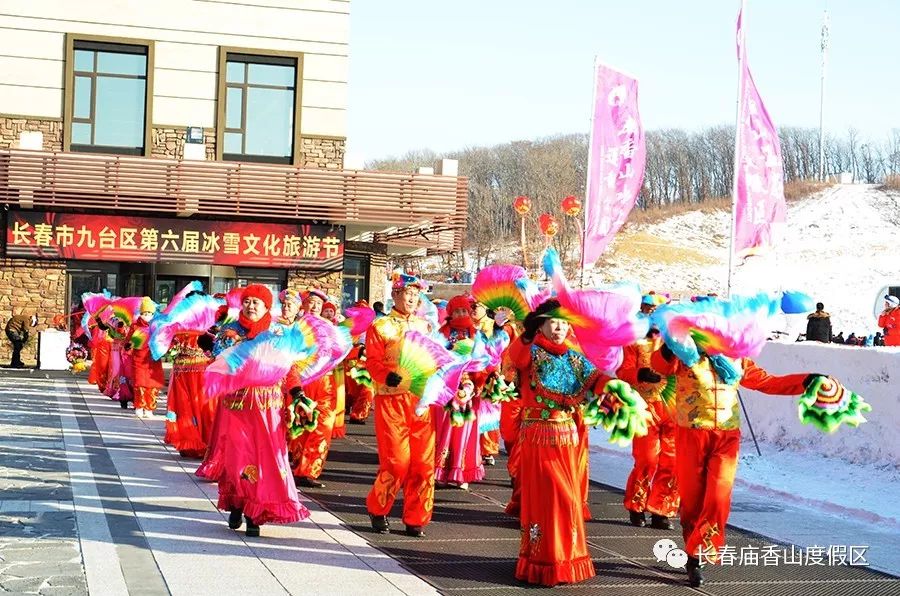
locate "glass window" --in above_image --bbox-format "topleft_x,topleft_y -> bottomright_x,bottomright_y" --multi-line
342,255 -> 368,310
222,53 -> 297,164
71,40 -> 148,155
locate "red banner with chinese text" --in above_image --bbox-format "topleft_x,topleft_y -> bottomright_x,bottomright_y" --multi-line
4,211 -> 344,271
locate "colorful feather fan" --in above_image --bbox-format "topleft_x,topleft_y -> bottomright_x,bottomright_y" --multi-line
416,293 -> 441,334
650,292 -> 778,366
476,399 -> 501,434
162,280 -> 204,315
798,375 -> 871,433
339,306 -> 376,338
98,297 -> 142,339
80,290 -> 113,342
149,293 -> 221,360
395,331 -> 458,399
204,325 -> 319,398
472,265 -> 544,322
129,326 -> 149,350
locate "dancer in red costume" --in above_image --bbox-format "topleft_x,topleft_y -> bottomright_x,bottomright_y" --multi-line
126,297 -> 164,419
618,296 -> 680,530
365,274 -> 434,537
290,290 -> 339,488
433,295 -> 486,490
507,299 -> 621,586
206,284 -> 309,537
649,293 -> 868,587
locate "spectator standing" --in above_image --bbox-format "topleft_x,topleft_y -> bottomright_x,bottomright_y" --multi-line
805,303 -> 832,343
5,312 -> 35,368
878,295 -> 900,346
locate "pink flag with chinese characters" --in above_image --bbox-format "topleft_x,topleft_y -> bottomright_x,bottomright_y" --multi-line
581,61 -> 646,268
733,7 -> 786,259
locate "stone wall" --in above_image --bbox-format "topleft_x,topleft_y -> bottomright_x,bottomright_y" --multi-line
286,270 -> 343,301
0,116 -> 63,151
300,137 -> 345,169
0,259 -> 67,367
151,126 -> 217,160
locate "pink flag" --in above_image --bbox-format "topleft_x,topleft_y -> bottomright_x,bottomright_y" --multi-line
733,7 -> 786,259
581,61 -> 646,268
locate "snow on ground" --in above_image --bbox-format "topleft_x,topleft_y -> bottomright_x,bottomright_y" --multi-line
597,184 -> 900,336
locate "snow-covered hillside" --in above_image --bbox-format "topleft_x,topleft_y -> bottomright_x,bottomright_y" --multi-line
596,184 -> 900,335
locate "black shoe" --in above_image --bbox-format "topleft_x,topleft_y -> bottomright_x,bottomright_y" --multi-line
628,511 -> 646,527
405,525 -> 425,537
686,556 -> 704,587
119,400 -> 129,410
228,508 -> 243,530
245,516 -> 260,537
369,514 -> 389,534
483,455 -> 496,466
649,514 -> 674,530
348,418 -> 366,425
296,476 -> 325,488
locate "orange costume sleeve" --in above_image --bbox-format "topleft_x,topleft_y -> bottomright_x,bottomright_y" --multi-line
650,347 -> 680,376
739,359 -> 807,395
364,324 -> 390,386
616,344 -> 641,386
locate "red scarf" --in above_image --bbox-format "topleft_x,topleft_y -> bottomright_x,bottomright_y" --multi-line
535,333 -> 568,355
238,311 -> 272,339
441,317 -> 476,340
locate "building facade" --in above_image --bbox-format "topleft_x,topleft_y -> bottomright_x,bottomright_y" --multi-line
0,0 -> 466,366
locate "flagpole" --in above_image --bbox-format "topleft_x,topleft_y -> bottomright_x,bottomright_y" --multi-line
580,55 -> 601,289
728,0 -> 746,298
818,10 -> 829,182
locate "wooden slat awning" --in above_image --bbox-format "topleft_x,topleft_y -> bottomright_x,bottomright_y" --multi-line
0,149 -> 467,252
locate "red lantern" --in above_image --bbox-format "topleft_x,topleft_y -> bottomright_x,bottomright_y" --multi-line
512,195 -> 532,215
561,195 -> 582,217
538,213 -> 559,237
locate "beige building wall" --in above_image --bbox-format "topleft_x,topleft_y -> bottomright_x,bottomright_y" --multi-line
0,0 -> 348,138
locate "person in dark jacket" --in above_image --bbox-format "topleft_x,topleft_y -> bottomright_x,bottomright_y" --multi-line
832,332 -> 845,344
5,313 -> 35,368
805,303 -> 832,343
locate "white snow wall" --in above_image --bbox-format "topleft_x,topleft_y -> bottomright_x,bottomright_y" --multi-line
739,342 -> 900,468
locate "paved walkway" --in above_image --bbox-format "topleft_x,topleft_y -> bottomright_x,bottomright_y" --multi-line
1,370 -> 898,596
0,371 -> 434,596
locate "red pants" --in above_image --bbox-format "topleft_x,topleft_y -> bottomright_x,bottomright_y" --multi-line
675,426 -> 740,563
290,377 -> 337,479
624,401 -> 679,518
501,400 -> 523,516
348,385 -> 374,421
366,393 -> 435,527
134,386 -> 159,411
480,429 -> 500,457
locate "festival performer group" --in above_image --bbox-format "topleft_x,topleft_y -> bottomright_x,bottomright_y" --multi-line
71,254 -> 872,588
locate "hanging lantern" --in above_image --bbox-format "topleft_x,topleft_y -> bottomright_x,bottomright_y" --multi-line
512,195 -> 532,215
538,213 -> 559,237
561,195 -> 582,217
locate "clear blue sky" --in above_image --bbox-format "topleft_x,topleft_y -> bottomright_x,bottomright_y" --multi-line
346,0 -> 898,167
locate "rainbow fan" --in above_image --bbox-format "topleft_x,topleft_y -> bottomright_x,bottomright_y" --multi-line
149,293 -> 221,360
472,265 -> 544,322
162,280 -> 204,315
396,331 -> 458,398
204,325 -> 319,398
651,292 -> 779,366
129,326 -> 149,350
80,290 -> 113,341
288,314 -> 340,385
583,379 -> 653,446
416,293 -> 441,334
349,362 -> 374,390
98,297 -> 142,339
798,375 -> 871,433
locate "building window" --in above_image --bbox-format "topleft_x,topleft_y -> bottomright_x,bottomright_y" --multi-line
67,38 -> 151,155
220,51 -> 301,164
342,255 -> 368,309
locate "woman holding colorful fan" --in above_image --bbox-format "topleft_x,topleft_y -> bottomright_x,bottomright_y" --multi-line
649,294 -> 871,588
125,297 -> 165,419
205,284 -> 309,537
